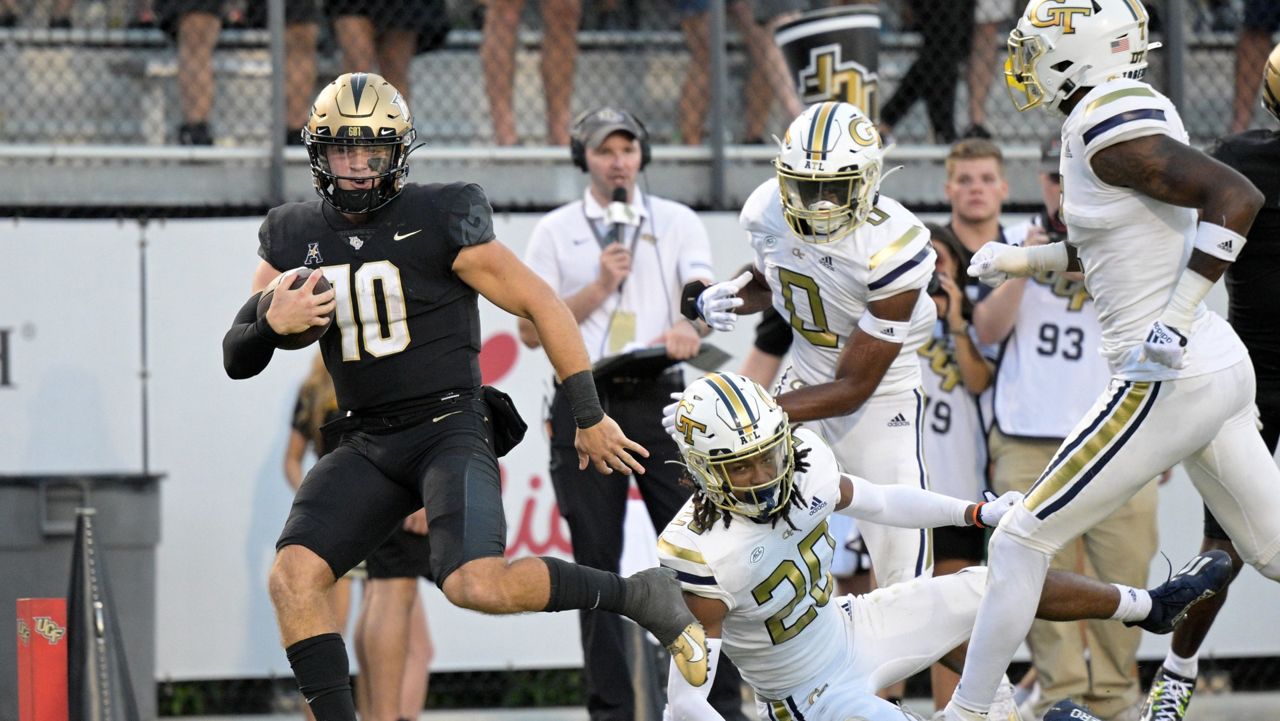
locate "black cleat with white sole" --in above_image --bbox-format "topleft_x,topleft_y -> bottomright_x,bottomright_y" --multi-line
1128,550 -> 1232,634
621,567 -> 708,686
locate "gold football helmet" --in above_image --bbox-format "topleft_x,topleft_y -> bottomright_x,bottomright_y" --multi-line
1265,43 -> 1280,124
303,73 -> 417,214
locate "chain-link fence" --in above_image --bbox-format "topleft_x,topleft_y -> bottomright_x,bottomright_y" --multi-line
0,0 -> 1271,148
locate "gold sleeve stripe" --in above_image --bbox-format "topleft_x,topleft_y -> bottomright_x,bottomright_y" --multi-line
657,537 -> 707,565
1025,381 -> 1153,512
869,225 -> 923,270
1085,87 -> 1156,116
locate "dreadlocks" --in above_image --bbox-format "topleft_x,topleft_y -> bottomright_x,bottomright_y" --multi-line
689,431 -> 813,531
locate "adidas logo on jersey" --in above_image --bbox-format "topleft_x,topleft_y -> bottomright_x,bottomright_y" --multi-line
808,497 -> 827,515
820,256 -> 834,270
882,327 -> 895,337
886,413 -> 910,428
1219,239 -> 1234,252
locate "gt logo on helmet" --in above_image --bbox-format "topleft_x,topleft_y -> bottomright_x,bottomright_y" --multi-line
1029,0 -> 1093,33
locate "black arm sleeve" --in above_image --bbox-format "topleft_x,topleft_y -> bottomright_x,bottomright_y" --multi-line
222,293 -> 284,379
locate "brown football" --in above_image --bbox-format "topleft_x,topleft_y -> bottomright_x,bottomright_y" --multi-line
256,267 -> 335,350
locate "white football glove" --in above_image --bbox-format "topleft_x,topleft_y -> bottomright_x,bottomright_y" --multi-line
966,242 -> 1021,288
979,490 -> 1024,527
661,391 -> 683,439
696,271 -> 753,332
1142,320 -> 1188,369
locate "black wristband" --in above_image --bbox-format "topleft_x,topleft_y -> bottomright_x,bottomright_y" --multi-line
561,370 -> 605,429
680,279 -> 710,322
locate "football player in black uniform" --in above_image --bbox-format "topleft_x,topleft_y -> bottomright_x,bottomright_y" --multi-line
1139,43 -> 1280,721
221,73 -> 708,721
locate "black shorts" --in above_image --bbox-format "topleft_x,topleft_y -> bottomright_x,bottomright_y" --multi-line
366,526 -> 433,581
327,0 -> 451,51
277,392 -> 504,587
933,524 -> 987,563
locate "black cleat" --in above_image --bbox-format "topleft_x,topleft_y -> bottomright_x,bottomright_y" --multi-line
1139,666 -> 1196,721
1043,699 -> 1103,721
621,567 -> 708,686
1128,550 -> 1232,634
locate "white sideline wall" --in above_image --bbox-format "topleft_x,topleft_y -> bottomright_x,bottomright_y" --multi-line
1,214 -> 1276,681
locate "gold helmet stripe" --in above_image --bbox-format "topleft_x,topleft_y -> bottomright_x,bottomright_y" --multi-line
704,373 -> 758,439
807,102 -> 838,163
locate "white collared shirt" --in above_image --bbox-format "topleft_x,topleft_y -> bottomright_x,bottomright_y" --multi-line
524,188 -> 715,362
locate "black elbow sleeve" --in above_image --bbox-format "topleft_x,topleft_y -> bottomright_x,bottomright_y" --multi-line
222,293 -> 281,379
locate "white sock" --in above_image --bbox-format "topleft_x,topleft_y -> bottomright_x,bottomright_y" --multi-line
1163,649 -> 1199,679
1109,584 -> 1152,622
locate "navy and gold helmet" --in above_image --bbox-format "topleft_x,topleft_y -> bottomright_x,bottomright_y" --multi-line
303,73 -> 417,214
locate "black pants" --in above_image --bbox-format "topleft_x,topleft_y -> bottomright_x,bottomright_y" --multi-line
549,372 -> 746,721
881,0 -> 975,142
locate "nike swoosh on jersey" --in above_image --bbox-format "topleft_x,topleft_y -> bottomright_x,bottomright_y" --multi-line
393,229 -> 423,241
433,410 -> 464,423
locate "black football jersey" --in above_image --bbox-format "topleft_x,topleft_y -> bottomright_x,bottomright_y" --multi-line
1209,130 -> 1280,378
258,182 -> 497,414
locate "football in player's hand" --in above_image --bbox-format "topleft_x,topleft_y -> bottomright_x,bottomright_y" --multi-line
256,267 -> 334,350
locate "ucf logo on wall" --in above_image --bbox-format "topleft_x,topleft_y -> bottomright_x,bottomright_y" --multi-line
776,5 -> 882,121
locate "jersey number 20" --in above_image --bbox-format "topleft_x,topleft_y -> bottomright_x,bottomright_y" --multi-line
751,522 -> 836,645
321,262 -> 411,360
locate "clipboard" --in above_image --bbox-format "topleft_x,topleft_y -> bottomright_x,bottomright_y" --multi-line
592,342 -> 732,382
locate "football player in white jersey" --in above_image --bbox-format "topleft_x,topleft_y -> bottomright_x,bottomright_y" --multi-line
686,101 -> 939,591
945,1 -> 1280,719
659,372 -> 1232,721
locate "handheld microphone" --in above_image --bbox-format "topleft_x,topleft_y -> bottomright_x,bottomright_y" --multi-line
603,187 -> 636,247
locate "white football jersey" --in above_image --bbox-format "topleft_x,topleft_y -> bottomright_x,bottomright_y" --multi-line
657,428 -> 849,700
1060,78 -> 1246,381
918,327 -> 986,503
991,221 -> 1111,439
740,180 -> 937,395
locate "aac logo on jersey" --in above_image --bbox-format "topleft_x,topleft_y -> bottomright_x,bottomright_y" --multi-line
1028,0 -> 1093,33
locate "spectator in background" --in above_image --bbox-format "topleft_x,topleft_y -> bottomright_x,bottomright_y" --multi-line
678,0 -> 805,144
919,222 -> 993,713
943,138 -> 1008,272
1229,1 -> 1280,133
517,107 -> 748,721
880,0 -> 975,144
480,0 -> 580,145
330,0 -> 452,103
158,0 -> 317,145
970,136 -> 1159,721
130,0 -> 158,29
963,0 -> 1011,138
0,0 -> 72,27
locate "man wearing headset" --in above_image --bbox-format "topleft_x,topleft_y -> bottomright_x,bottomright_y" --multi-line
517,107 -> 746,721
